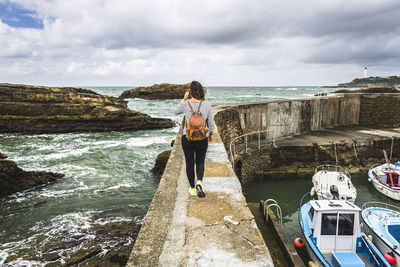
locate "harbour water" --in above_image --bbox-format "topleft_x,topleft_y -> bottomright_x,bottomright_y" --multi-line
0,85 -> 366,265
243,173 -> 400,242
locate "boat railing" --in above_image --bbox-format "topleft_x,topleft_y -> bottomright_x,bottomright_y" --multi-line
370,162 -> 400,173
369,163 -> 382,171
261,199 -> 282,225
362,201 -> 400,215
299,192 -> 311,210
360,235 -> 381,266
315,164 -> 352,180
299,192 -> 311,227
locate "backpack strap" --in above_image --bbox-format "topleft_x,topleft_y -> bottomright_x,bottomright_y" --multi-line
188,101 -> 196,116
196,101 -> 203,116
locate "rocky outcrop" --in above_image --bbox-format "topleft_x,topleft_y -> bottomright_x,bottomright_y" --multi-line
119,83 -> 189,100
0,155 -> 64,197
0,83 -> 174,134
333,85 -> 399,94
152,150 -> 172,176
2,217 -> 141,266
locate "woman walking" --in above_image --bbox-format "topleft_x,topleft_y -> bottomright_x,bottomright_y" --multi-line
174,81 -> 215,197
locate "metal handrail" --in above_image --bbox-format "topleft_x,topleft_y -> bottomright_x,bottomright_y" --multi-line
229,129 -> 275,162
314,164 -> 352,180
262,199 -> 282,225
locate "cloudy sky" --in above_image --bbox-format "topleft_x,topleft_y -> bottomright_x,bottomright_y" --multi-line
0,0 -> 399,86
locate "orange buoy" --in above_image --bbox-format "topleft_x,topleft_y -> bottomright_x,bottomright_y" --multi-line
384,252 -> 396,265
294,237 -> 304,248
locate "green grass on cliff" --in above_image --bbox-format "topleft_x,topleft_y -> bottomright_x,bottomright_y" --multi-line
349,76 -> 400,85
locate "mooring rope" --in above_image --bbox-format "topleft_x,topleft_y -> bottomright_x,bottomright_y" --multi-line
334,142 -> 338,165
352,140 -> 358,160
390,136 -> 394,161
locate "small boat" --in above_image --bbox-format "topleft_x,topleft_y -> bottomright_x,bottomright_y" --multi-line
310,165 -> 357,203
299,193 -> 390,267
368,163 -> 400,200
362,202 -> 400,266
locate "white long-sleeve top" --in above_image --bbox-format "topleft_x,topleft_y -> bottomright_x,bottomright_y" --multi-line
174,100 -> 215,136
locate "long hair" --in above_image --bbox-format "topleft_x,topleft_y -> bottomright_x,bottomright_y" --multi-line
189,81 -> 205,100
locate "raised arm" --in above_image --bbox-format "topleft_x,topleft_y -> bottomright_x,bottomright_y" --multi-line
174,91 -> 190,115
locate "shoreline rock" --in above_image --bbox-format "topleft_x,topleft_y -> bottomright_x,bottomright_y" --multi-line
334,85 -> 399,94
3,217 -> 141,266
0,83 -> 175,134
152,150 -> 172,176
0,155 -> 64,197
315,85 -> 399,96
119,83 -> 189,100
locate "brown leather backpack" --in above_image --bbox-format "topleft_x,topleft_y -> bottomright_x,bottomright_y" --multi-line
186,101 -> 208,141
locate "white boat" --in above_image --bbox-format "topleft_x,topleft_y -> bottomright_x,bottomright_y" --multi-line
362,202 -> 400,266
299,194 -> 390,267
368,163 -> 400,201
311,165 -> 357,203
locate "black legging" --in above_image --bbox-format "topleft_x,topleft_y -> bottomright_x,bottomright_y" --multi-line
181,135 -> 208,188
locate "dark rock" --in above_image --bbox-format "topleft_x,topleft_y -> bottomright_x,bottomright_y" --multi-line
152,150 -> 172,175
334,85 -> 399,94
0,157 -> 64,197
0,83 -> 175,134
3,218 -> 141,266
0,152 -> 7,159
60,220 -> 140,267
120,83 -> 189,100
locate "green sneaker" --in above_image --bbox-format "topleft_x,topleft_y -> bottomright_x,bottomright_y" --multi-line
195,180 -> 205,198
188,187 -> 197,196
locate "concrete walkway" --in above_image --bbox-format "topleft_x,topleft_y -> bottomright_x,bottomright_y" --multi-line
127,126 -> 274,266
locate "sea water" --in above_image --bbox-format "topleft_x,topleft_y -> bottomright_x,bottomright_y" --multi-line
0,86 -> 343,265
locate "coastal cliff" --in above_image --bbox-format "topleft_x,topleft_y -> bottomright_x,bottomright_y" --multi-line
324,76 -> 400,88
0,153 -> 64,197
119,83 -> 189,99
0,83 -> 174,134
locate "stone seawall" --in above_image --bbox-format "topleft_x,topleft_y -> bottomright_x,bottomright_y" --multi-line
214,93 -> 400,183
215,95 -> 360,153
360,94 -> 400,126
238,138 -> 400,182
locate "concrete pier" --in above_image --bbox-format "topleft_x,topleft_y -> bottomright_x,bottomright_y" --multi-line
127,126 -> 274,266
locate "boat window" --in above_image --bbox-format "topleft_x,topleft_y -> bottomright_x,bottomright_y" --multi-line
309,207 -> 315,221
338,214 -> 354,235
321,213 -> 337,235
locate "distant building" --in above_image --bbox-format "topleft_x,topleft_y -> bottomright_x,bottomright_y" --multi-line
364,67 -> 367,78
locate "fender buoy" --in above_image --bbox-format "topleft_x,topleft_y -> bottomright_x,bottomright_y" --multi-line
384,251 -> 396,265
294,237 -> 304,248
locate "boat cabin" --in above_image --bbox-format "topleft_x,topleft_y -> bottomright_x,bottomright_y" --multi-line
307,200 -> 361,253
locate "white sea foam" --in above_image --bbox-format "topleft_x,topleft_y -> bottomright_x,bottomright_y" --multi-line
125,136 -> 170,147
0,251 -> 8,265
93,182 -> 138,194
36,186 -> 89,198
16,147 -> 91,162
231,95 -> 267,98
